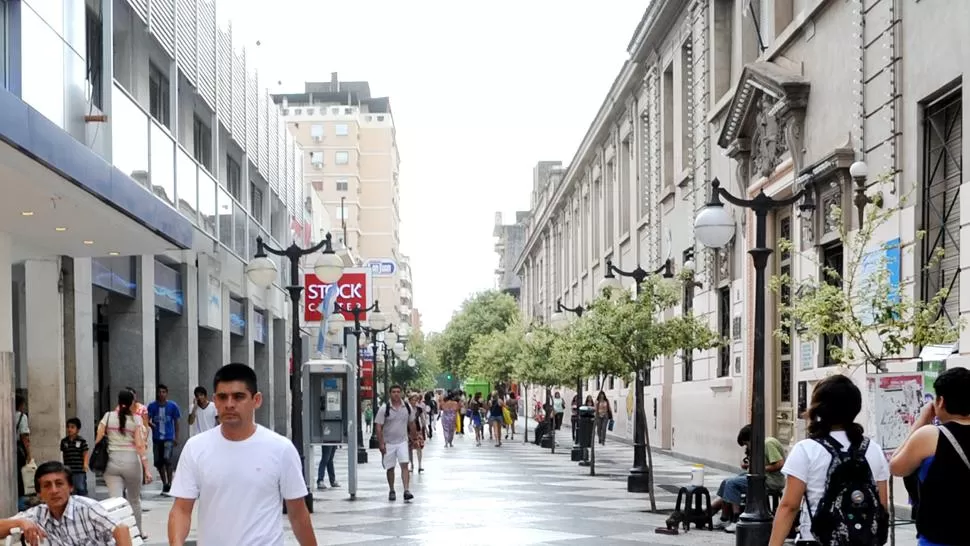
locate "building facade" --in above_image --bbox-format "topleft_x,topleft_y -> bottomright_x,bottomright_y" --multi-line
493,210 -> 529,299
515,0 -> 969,477
0,0 -> 311,513
273,76 -> 408,326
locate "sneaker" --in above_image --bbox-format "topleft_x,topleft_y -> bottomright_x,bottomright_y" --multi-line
713,518 -> 730,530
725,522 -> 737,533
330,481 -> 340,488
162,484 -> 171,494
316,480 -> 328,490
388,490 -> 396,501
403,490 -> 414,501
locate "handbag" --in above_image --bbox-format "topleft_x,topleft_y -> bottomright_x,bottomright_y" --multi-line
607,419 -> 615,431
90,412 -> 111,473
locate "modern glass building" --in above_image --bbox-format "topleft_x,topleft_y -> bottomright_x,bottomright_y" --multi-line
0,0 -> 310,512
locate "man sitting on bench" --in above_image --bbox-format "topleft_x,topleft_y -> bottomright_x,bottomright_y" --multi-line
0,461 -> 133,545
710,424 -> 786,533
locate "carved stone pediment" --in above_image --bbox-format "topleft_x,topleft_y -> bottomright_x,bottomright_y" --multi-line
718,62 -> 810,185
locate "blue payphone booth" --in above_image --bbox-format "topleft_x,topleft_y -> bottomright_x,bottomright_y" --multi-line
303,358 -> 359,498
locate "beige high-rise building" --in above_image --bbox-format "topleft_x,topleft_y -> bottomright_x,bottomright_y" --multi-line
273,74 -> 407,325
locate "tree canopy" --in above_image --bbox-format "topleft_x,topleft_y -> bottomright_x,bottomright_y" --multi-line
435,290 -> 520,379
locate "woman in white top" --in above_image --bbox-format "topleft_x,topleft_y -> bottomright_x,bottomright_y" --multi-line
769,374 -> 890,545
95,389 -> 152,536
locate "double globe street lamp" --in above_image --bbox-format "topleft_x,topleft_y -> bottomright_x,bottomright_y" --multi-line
597,258 -> 674,494
693,177 -> 815,546
246,233 -> 345,513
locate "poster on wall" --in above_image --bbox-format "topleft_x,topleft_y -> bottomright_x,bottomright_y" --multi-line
625,388 -> 634,439
866,373 -> 936,452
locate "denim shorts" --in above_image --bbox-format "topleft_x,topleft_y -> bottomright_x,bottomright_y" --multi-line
717,474 -> 748,504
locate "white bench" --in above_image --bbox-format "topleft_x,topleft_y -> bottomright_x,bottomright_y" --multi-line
4,497 -> 143,546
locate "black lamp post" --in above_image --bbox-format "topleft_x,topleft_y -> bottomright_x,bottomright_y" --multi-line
363,323 -> 392,449
554,298 -> 587,463
599,258 -> 673,493
332,300 -> 384,464
247,233 -> 345,513
386,337 -> 410,396
694,177 -> 815,546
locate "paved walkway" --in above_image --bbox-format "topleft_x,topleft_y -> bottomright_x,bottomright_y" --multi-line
100,420 -> 919,545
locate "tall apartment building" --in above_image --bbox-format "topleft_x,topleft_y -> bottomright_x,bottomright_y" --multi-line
273,76 -> 407,325
493,211 -> 530,300
400,255 -> 414,327
514,0 -> 970,487
0,0 -> 311,512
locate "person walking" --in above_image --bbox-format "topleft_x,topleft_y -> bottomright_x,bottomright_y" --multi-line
439,392 -> 459,447
147,384 -> 181,495
595,392 -> 613,445
168,363 -> 317,546
95,389 -> 151,538
187,386 -> 218,435
410,393 -> 427,473
552,391 -> 566,430
375,385 -> 418,501
487,392 -> 505,447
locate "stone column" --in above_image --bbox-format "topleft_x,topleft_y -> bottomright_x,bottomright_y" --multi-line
108,255 -> 155,408
25,258 -> 66,464
0,234 -> 17,515
272,317 -> 288,435
157,262 -> 198,445
62,257 -> 96,436
254,309 -> 272,427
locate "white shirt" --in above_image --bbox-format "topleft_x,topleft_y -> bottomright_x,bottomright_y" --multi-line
191,402 -> 218,435
170,425 -> 308,546
781,431 -> 890,541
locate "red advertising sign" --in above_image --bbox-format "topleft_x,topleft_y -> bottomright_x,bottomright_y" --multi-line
361,359 -> 374,399
304,270 -> 368,323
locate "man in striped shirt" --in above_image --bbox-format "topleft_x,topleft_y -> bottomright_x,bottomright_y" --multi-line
0,461 -> 133,545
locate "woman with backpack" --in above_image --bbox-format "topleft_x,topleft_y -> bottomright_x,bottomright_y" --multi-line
769,374 -> 890,546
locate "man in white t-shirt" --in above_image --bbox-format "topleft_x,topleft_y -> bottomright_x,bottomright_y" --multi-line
187,386 -> 218,435
167,363 -> 317,546
375,384 -> 418,502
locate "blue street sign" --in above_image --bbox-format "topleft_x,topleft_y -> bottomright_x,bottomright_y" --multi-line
366,259 -> 397,277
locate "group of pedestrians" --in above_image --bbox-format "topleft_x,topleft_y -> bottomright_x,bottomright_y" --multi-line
437,389 -> 517,448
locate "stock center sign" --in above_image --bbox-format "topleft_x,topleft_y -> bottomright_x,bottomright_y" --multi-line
304,269 -> 370,323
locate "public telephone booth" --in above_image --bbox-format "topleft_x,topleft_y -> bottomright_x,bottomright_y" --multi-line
303,358 -> 359,498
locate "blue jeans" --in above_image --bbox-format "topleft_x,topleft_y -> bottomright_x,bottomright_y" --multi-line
717,474 -> 748,505
71,472 -> 88,496
317,445 -> 336,484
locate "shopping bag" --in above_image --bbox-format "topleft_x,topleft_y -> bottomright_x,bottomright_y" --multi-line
21,460 -> 37,495
502,406 -> 513,425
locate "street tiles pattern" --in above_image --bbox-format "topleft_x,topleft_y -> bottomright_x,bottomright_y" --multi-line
114,422 -> 737,545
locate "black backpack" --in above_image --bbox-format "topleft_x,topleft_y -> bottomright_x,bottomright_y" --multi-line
805,436 -> 888,546
384,402 -> 411,418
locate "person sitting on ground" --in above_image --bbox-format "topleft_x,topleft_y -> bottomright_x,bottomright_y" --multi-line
0,461 -> 133,545
710,424 -> 786,533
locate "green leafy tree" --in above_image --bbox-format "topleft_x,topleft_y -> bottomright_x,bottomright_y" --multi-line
391,330 -> 439,392
577,276 -> 721,511
436,291 -> 521,379
771,187 -> 962,371
464,322 -> 526,385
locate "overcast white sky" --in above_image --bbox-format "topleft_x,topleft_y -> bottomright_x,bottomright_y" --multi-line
224,1 -> 650,333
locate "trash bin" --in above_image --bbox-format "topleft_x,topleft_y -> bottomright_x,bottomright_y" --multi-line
578,406 -> 595,449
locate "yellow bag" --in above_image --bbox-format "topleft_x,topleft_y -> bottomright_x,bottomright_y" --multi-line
502,406 -> 512,425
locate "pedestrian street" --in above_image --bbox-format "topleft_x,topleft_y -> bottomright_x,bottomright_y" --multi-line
101,421 -> 921,545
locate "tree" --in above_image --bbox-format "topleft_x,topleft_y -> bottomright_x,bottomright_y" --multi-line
771,188 -> 962,371
436,291 -> 521,379
575,276 -> 721,510
392,330 -> 439,392
464,323 -> 525,385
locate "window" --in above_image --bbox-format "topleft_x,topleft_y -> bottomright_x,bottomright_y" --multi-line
777,215 -> 793,401
620,139 -> 631,235
662,63 -> 674,187
310,151 -> 323,166
335,123 -> 349,136
682,249 -> 695,382
250,182 -> 264,223
336,179 -> 348,191
921,90 -> 962,325
718,286 -> 731,377
310,124 -> 324,140
226,155 -> 242,200
85,4 -> 103,109
821,242 -> 844,367
192,115 -> 212,170
149,62 -> 170,127
604,162 -> 614,247
333,204 -> 347,220
335,151 -> 350,165
592,180 -> 601,258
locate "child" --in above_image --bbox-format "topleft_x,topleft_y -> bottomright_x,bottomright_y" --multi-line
60,417 -> 90,496
364,402 -> 374,435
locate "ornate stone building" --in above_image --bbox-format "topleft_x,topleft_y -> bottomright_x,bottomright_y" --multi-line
516,0 -> 968,477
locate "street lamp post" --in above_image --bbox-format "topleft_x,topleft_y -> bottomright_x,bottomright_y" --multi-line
332,300 -> 386,464
597,258 -> 673,493
246,233 -> 345,513
553,298 -> 586,463
363,324 -> 392,449
694,177 -> 815,546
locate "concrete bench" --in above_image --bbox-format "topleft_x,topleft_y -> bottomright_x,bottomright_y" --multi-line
4,497 -> 143,546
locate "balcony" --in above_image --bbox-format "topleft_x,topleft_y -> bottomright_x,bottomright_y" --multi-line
494,240 -> 505,253
110,82 -> 276,262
